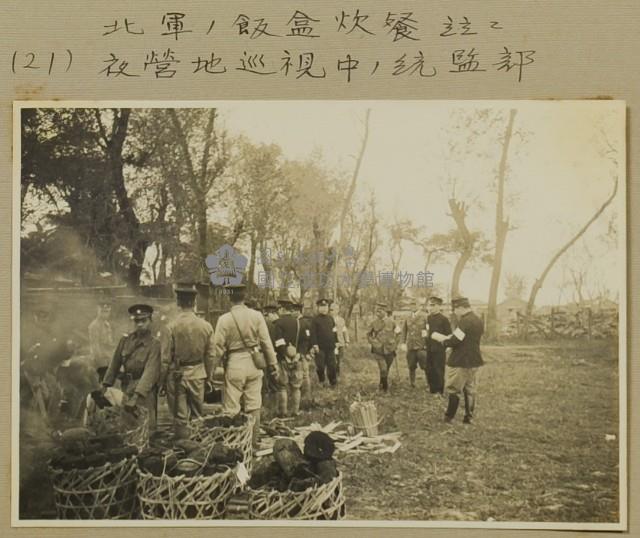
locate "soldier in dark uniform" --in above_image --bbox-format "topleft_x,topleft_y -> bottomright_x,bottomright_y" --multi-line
426,296 -> 452,396
273,299 -> 304,416
295,302 -> 314,406
102,304 -> 162,430
431,297 -> 484,424
310,298 -> 338,387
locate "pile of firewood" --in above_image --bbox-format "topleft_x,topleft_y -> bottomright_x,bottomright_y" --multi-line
256,419 -> 402,458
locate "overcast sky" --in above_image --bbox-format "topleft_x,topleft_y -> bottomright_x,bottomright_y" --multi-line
214,100 -> 624,306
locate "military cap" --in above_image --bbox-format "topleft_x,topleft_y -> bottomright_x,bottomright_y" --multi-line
451,296 -> 471,308
174,282 -> 198,295
316,298 -> 331,307
292,301 -> 304,311
428,296 -> 444,305
263,303 -> 279,312
96,290 -> 114,306
278,297 -> 294,307
128,303 -> 153,320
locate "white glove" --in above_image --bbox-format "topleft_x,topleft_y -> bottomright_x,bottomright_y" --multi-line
400,343 -> 408,352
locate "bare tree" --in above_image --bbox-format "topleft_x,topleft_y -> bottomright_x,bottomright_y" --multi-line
523,140 -> 619,338
332,109 -> 371,299
486,108 -> 518,340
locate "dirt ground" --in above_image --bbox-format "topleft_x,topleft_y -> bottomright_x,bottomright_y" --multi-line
21,340 -> 620,522
285,340 -> 620,522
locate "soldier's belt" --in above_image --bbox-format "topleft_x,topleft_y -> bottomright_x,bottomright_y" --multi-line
228,346 -> 253,355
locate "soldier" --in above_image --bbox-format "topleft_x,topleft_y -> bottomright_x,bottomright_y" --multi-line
102,304 -> 162,430
161,283 -> 216,439
330,302 -> 349,379
402,300 -> 428,388
273,299 -> 304,417
88,293 -> 115,371
310,298 -> 338,387
426,296 -> 452,396
261,303 -> 280,410
367,303 -> 400,392
212,284 -> 279,447
294,302 -> 314,407
431,297 -> 484,424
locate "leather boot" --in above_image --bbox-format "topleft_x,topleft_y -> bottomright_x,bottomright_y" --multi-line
248,409 -> 261,449
290,388 -> 301,416
409,369 -> 416,387
463,389 -> 475,424
444,394 -> 459,422
381,375 -> 389,392
276,391 -> 288,418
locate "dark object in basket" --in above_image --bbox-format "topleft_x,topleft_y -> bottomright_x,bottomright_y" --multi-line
105,446 -> 138,464
202,463 -> 231,476
88,433 -> 125,451
273,439 -> 308,479
84,453 -> 108,468
289,476 -> 318,492
173,459 -> 201,477
248,457 -> 281,489
207,443 -> 243,466
303,431 -> 335,462
314,459 -> 338,484
201,413 -> 246,429
174,439 -> 201,454
149,429 -> 173,449
139,448 -> 178,476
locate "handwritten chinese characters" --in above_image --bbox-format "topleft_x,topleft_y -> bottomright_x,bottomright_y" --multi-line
9,13 -> 537,83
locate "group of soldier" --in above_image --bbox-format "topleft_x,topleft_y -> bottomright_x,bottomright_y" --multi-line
21,283 -> 484,459
368,295 -> 485,424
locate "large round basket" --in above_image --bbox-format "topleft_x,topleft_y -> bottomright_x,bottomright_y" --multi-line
137,466 -> 239,519
247,472 -> 346,520
189,414 -> 254,470
49,456 -> 138,519
88,406 -> 150,450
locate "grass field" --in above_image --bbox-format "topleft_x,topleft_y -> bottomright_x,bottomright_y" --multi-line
284,340 -> 621,523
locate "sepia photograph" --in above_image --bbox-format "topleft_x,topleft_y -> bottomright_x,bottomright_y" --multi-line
13,100 -> 626,528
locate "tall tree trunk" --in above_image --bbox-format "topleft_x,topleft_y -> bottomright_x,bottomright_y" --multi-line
332,109 -> 371,299
486,108 -> 517,341
524,175 -> 618,339
247,233 -> 258,294
448,198 -> 474,299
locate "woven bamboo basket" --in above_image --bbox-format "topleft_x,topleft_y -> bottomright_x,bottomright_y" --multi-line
49,456 -> 138,519
349,400 -> 379,436
247,472 -> 346,520
88,406 -> 150,451
137,466 -> 239,519
189,414 -> 254,470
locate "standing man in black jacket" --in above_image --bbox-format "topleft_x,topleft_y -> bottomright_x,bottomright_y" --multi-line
431,297 -> 484,424
310,298 -> 338,387
425,296 -> 452,396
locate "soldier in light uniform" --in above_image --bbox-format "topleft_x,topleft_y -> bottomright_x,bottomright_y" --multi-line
212,284 -> 279,447
402,300 -> 428,388
273,299 -> 304,417
88,293 -> 114,371
367,303 -> 400,392
102,304 -> 162,430
431,297 -> 484,424
425,296 -> 452,396
161,283 -> 216,439
330,302 -> 349,379
310,298 -> 338,387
